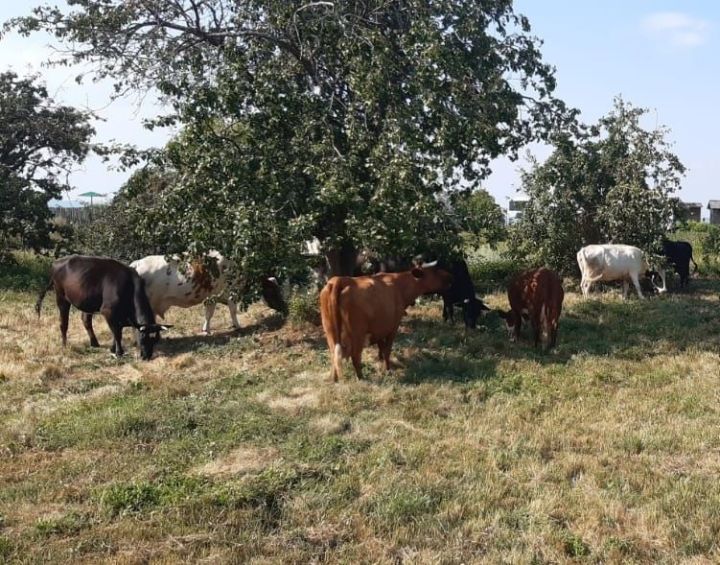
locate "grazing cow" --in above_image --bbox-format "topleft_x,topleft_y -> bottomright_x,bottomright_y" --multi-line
576,244 -> 666,299
437,259 -> 490,329
131,251 -> 286,333
661,239 -> 697,288
319,263 -> 452,381
499,267 -> 564,349
35,255 -> 169,359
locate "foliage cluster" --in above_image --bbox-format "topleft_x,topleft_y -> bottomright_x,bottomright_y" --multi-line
0,72 -> 94,255
10,0 -> 574,277
510,98 -> 685,274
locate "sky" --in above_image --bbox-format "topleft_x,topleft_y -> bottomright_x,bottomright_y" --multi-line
1,1 -> 718,216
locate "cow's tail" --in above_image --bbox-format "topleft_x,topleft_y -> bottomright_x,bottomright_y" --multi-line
35,278 -> 54,318
327,279 -> 345,381
691,254 -> 698,273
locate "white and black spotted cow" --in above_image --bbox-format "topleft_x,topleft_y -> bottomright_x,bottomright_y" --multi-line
131,251 -> 285,333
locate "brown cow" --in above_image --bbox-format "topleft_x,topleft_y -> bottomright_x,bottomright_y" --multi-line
499,267 -> 564,350
319,264 -> 452,381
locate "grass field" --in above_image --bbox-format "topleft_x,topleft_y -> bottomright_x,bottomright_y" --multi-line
2,274 -> 720,563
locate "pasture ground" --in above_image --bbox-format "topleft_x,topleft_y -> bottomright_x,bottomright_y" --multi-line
1,277 -> 720,563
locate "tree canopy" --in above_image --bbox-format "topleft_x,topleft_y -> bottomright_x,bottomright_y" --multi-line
0,71 -> 94,254
10,0 -> 573,276
510,98 -> 686,274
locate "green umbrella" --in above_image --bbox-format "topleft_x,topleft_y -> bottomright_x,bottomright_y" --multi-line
77,191 -> 105,207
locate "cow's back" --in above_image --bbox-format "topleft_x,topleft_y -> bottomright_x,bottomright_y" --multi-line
578,244 -> 645,281
52,255 -> 135,314
321,274 -> 411,345
131,252 -> 228,315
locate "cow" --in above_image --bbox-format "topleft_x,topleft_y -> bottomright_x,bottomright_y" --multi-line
130,251 -> 286,334
437,259 -> 490,329
576,244 -> 666,299
319,263 -> 452,381
661,239 -> 697,289
498,267 -> 564,350
35,255 -> 169,359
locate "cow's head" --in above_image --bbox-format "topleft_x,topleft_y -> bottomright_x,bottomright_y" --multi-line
136,324 -> 172,360
411,262 -> 453,294
463,296 -> 491,329
261,277 -> 288,315
645,268 -> 668,294
496,310 -> 518,340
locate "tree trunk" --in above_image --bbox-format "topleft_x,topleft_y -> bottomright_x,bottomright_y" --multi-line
325,242 -> 359,277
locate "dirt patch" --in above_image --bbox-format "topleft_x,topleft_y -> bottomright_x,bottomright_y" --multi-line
193,447 -> 279,477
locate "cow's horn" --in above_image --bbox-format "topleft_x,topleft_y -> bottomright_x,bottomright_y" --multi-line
422,260 -> 437,268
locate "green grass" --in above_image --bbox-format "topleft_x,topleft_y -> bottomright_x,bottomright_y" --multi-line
1,271 -> 720,561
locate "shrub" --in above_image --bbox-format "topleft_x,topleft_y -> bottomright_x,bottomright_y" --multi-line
0,252 -> 52,291
288,287 -> 321,326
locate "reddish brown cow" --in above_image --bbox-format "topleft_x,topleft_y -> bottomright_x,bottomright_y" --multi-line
320,264 -> 452,381
499,267 -> 564,350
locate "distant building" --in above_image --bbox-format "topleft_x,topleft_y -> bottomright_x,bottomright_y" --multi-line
709,201 -> 720,225
508,199 -> 528,212
680,201 -> 702,223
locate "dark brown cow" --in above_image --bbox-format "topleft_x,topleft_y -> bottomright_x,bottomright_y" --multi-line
319,264 -> 452,381
499,267 -> 564,350
36,255 -> 170,359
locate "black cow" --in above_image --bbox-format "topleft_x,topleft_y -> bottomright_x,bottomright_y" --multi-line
662,239 -> 698,288
36,255 -> 170,359
437,259 -> 490,329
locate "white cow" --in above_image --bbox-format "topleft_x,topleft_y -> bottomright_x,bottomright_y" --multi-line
577,244 -> 666,299
131,251 -> 239,334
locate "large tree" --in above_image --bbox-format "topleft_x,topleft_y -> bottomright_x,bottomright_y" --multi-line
0,72 -> 94,254
11,1 -> 573,275
510,98 -> 686,274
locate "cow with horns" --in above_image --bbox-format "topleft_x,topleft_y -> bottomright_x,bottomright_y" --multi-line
36,255 -> 170,359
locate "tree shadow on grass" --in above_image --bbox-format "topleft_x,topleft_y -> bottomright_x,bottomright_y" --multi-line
398,280 -> 720,383
157,313 -> 287,356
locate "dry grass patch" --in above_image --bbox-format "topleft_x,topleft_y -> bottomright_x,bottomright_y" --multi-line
3,274 -> 720,562
193,446 -> 280,477
259,386 -> 321,414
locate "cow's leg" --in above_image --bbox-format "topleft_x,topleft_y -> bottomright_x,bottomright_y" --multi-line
550,319 -> 559,349
630,273 -> 644,299
81,313 -> 100,347
103,312 -> 124,356
203,301 -> 217,334
622,280 -> 629,300
227,298 -> 241,329
56,295 -> 71,347
381,331 -> 397,371
443,298 -> 453,323
533,313 -> 542,348
350,338 -> 364,380
680,268 -> 688,288
581,278 -> 591,297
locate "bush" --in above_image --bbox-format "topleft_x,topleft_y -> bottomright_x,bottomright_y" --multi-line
0,252 -> 52,291
288,287 -> 321,326
465,246 -> 526,294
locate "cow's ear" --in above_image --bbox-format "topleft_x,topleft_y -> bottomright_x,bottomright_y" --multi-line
411,267 -> 424,279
